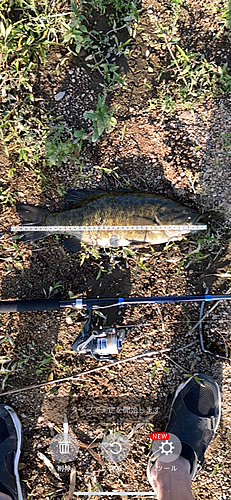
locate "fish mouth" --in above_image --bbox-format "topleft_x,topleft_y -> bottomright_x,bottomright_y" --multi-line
186,214 -> 200,225
182,210 -> 203,226
195,213 -> 207,224
185,213 -> 207,231
181,213 -> 207,237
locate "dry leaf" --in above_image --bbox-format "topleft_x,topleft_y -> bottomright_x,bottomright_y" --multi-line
18,462 -> 27,470
87,447 -> 105,467
67,466 -> 76,500
37,451 -> 62,481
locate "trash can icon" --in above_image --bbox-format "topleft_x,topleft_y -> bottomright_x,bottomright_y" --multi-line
50,415 -> 79,463
59,439 -> 70,454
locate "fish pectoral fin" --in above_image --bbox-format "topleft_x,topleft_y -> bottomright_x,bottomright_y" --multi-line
65,188 -> 105,209
128,241 -> 151,248
20,231 -> 49,242
130,215 -> 158,225
64,237 -> 82,252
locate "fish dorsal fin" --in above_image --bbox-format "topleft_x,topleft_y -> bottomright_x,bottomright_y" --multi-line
65,188 -> 105,209
65,188 -> 136,209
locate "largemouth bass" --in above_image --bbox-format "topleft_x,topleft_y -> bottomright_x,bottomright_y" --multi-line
16,189 -> 201,252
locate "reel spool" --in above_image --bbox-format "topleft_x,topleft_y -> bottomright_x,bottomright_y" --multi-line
72,327 -> 126,361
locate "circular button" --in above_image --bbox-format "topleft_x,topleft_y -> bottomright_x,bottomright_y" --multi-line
150,432 -> 182,463
100,432 -> 130,463
49,433 -> 79,463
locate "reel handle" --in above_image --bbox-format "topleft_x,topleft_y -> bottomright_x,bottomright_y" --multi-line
0,299 -> 60,313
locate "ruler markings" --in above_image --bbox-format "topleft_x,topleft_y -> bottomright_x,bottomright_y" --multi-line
11,225 -> 207,232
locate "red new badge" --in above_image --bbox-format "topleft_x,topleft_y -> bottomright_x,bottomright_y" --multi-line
150,432 -> 169,441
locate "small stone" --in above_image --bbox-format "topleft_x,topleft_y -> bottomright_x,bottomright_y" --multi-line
55,91 -> 66,101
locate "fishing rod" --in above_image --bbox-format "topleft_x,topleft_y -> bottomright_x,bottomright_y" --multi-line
0,293 -> 231,361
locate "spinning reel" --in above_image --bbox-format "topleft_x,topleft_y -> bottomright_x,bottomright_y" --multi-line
71,304 -> 126,361
72,327 -> 126,360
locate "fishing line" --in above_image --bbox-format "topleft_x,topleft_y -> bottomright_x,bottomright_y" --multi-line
0,347 -> 171,398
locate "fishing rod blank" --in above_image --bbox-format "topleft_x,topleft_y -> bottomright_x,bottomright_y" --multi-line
1,294 -> 231,313
0,294 -> 230,361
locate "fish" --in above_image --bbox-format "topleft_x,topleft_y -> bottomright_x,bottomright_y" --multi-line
16,189 -> 201,252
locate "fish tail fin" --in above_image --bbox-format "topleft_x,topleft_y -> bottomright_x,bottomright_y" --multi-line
16,203 -> 49,241
17,203 -> 47,224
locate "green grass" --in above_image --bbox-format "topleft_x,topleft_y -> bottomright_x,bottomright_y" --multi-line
0,100 -> 118,200
86,0 -> 140,25
155,48 -> 231,113
221,0 -> 231,28
83,94 -> 117,142
0,341 -> 36,389
146,1 -> 231,114
0,338 -> 76,390
0,0 -> 137,201
164,232 -> 221,276
0,0 -> 135,92
0,0 -> 68,91
150,360 -> 161,380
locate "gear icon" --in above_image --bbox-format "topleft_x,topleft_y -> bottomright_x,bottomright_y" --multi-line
151,433 -> 182,463
159,441 -> 175,456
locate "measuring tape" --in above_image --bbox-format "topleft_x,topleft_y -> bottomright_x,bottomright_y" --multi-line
11,225 -> 207,232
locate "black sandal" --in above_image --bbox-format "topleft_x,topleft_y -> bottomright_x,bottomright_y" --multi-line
147,373 -> 221,488
0,405 -> 23,500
